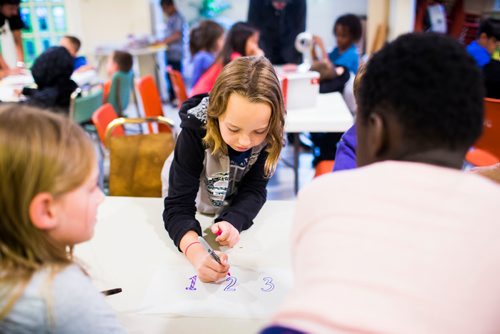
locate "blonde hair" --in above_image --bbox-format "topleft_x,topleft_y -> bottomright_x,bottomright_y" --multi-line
204,56 -> 286,176
0,104 -> 96,319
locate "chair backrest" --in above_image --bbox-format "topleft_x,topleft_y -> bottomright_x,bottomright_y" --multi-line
167,66 -> 188,106
136,75 -> 170,133
103,79 -> 111,103
465,148 -> 500,167
106,116 -> 175,197
69,87 -> 103,124
107,71 -> 134,116
91,103 -> 124,146
473,98 -> 500,159
314,160 -> 335,178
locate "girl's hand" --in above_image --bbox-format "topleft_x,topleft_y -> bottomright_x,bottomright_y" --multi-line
189,247 -> 230,283
312,35 -> 323,46
181,231 -> 230,283
211,221 -> 240,248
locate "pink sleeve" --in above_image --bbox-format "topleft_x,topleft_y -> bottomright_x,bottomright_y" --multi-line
189,63 -> 223,97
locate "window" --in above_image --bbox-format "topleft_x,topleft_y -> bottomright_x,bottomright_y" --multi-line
20,0 -> 67,65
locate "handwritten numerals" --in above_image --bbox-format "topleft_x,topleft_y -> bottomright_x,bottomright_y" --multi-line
261,277 -> 275,292
185,275 -> 198,290
185,275 -> 275,292
223,276 -> 238,291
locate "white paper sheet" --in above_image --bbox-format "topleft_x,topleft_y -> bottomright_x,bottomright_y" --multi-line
139,265 -> 293,319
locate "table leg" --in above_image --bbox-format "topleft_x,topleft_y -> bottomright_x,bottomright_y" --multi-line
294,133 -> 299,194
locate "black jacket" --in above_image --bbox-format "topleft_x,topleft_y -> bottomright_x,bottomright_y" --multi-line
163,94 -> 269,249
22,46 -> 77,112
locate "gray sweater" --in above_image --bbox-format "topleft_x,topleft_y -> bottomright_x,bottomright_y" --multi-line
0,264 -> 126,333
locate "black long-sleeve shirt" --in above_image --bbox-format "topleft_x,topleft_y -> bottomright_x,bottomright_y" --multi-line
163,94 -> 269,249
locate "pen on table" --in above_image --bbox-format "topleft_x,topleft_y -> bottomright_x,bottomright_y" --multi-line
101,288 -> 122,296
198,236 -> 230,276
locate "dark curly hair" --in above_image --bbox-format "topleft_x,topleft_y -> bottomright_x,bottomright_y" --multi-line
334,14 -> 362,42
358,33 -> 484,152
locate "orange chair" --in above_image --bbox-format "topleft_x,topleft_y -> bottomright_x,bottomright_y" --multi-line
472,98 -> 500,160
167,66 -> 188,106
103,79 -> 111,103
91,103 -> 125,147
136,75 -> 171,133
466,148 -> 500,167
314,160 -> 335,178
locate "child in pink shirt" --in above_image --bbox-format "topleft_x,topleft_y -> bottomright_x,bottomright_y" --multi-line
264,33 -> 500,334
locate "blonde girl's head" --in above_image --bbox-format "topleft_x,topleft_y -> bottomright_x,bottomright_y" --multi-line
0,104 -> 97,318
204,56 -> 286,177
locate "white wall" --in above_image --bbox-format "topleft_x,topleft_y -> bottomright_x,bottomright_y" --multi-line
66,0 -> 152,55
388,0 -> 416,41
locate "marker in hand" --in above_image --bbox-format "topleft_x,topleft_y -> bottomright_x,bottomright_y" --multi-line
198,236 -> 230,276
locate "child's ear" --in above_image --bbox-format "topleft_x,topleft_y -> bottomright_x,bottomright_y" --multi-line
29,193 -> 58,230
367,112 -> 387,159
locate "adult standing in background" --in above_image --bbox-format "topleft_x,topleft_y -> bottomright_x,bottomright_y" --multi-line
248,0 -> 306,65
0,0 -> 24,77
159,0 -> 186,102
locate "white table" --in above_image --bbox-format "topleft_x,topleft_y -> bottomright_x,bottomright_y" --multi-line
0,71 -> 99,102
74,197 -> 296,334
285,92 -> 354,193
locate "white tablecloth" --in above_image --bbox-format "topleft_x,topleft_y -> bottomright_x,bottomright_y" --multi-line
75,197 -> 296,334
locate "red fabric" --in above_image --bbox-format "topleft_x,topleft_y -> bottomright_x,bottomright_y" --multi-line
189,52 -> 242,97
190,62 -> 223,97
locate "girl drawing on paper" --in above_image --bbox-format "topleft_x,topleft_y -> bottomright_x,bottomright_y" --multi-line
162,56 -> 285,283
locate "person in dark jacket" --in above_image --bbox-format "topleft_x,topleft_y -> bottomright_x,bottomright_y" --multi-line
248,0 -> 306,65
21,46 -> 77,112
162,56 -> 285,283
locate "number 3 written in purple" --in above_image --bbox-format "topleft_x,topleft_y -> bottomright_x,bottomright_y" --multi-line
261,277 -> 275,292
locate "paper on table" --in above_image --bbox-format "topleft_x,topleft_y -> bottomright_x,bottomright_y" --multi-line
138,265 -> 293,319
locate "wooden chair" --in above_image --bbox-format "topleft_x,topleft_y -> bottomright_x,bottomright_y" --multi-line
470,98 -> 500,162
91,103 -> 125,147
166,66 -> 188,106
105,116 -> 175,197
136,75 -> 171,133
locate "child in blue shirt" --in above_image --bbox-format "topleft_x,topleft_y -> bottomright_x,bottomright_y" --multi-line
466,18 -> 500,68
329,14 -> 362,74
312,14 -> 362,75
189,20 -> 224,88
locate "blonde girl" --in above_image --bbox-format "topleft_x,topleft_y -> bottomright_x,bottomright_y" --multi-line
162,56 -> 285,283
0,105 -> 124,333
